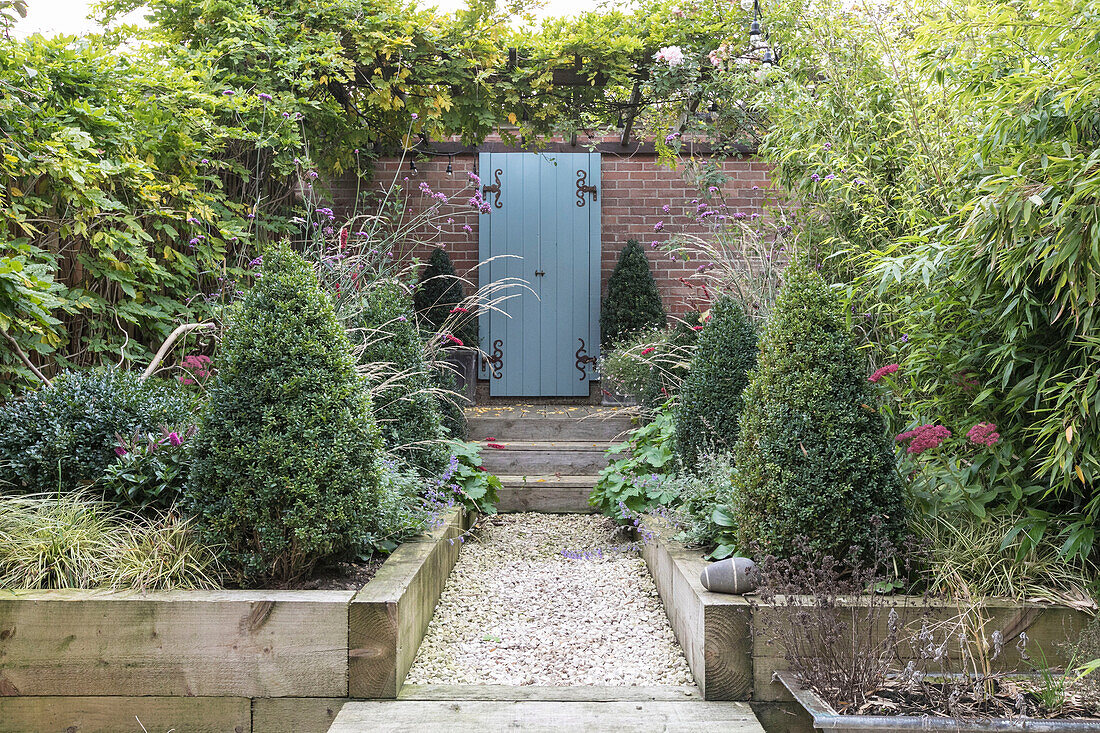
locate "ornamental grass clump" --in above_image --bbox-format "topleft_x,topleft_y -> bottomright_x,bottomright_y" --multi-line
599,313 -> 703,407
675,296 -> 757,471
600,239 -> 667,347
731,261 -> 907,560
354,278 -> 446,474
185,244 -> 384,585
0,493 -> 220,590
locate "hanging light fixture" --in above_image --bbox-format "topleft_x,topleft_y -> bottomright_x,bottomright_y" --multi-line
409,159 -> 418,173
446,155 -> 453,176
750,0 -> 778,65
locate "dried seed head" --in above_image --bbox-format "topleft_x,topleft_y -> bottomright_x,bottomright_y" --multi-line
1017,631 -> 1030,661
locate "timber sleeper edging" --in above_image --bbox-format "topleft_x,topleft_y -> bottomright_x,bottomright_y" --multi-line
640,522 -> 1093,711
0,507 -> 468,733
640,521 -> 753,701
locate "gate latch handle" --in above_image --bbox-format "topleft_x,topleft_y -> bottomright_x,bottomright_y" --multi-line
534,269 -> 545,277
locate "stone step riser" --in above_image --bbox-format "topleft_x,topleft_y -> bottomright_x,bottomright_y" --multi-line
468,418 -> 632,443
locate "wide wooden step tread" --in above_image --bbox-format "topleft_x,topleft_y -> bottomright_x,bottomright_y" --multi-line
495,474 -> 601,488
465,406 -> 632,420
479,440 -> 618,451
328,699 -> 764,732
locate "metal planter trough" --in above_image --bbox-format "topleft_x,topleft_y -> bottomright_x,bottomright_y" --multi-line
776,671 -> 1100,732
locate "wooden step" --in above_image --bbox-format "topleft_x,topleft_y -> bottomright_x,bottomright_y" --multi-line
467,405 -> 634,442
496,474 -> 600,489
495,475 -> 599,514
328,699 -> 764,733
478,441 -> 616,475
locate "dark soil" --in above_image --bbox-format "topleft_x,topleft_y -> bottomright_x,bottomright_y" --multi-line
842,677 -> 1100,721
276,555 -> 385,591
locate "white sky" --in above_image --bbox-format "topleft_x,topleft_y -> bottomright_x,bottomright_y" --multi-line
13,0 -> 603,37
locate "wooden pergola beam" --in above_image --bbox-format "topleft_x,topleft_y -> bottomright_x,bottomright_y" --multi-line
620,79 -> 644,146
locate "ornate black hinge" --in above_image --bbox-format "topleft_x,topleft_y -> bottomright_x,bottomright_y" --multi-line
482,168 -> 503,209
484,339 -> 504,379
575,169 -> 597,208
575,338 -> 598,381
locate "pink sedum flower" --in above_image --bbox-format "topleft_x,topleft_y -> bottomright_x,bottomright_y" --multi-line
966,422 -> 1001,447
896,424 -> 951,455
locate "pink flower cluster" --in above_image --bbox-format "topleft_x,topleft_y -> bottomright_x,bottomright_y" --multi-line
896,424 -> 951,455
654,45 -> 685,67
966,422 -> 1000,447
868,363 -> 899,383
178,354 -> 212,385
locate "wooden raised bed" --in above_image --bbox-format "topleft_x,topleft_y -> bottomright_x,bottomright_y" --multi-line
0,508 -> 468,733
641,523 -> 1092,714
640,523 -> 754,701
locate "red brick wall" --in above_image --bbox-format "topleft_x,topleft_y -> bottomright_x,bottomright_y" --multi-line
330,152 -> 773,316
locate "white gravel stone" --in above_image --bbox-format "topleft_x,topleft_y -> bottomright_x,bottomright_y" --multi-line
406,513 -> 694,686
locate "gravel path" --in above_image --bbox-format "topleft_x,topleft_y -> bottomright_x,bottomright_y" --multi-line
406,513 -> 694,686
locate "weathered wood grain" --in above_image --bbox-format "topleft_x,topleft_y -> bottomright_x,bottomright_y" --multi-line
466,407 -> 633,442
750,599 -> 1091,702
643,523 -> 1093,707
0,589 -> 353,697
328,699 -> 765,732
496,484 -> 597,513
0,696 -> 250,733
250,697 -> 348,733
348,508 -> 465,698
478,441 -> 616,475
641,524 -> 753,701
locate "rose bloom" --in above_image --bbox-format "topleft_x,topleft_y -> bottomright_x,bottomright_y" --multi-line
654,46 -> 685,67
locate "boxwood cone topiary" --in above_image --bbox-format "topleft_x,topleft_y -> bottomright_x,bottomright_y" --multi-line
414,247 -> 476,347
185,244 -> 384,585
675,297 -> 757,471
731,261 -> 907,560
600,239 -> 666,347
355,279 -> 447,474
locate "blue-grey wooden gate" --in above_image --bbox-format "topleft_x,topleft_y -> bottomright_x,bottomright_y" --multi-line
477,152 -> 601,397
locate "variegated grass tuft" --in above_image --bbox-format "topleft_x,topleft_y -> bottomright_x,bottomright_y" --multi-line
916,510 -> 1098,611
0,493 -> 222,591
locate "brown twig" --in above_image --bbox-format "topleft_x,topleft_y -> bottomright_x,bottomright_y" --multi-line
141,322 -> 217,381
0,328 -> 52,386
